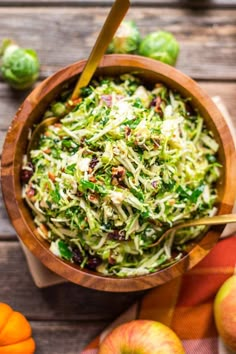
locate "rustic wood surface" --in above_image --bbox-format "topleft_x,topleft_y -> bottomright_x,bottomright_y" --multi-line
0,7 -> 235,80
0,0 -> 235,353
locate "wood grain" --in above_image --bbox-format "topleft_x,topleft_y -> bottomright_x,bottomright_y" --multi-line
0,7 -> 235,80
0,242 -> 144,319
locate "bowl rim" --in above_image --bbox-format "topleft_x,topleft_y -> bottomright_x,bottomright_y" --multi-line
1,54 -> 236,292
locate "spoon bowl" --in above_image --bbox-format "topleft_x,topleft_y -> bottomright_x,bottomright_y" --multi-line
149,214 -> 236,248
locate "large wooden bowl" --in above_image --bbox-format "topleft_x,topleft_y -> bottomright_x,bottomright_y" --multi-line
1,55 -> 236,292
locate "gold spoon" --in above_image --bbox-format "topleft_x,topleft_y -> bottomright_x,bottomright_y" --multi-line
148,213 -> 236,248
27,0 -> 130,157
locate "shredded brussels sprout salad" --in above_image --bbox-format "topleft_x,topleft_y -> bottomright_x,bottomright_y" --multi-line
21,74 -> 221,277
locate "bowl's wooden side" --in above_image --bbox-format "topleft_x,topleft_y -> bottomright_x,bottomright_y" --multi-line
1,55 -> 236,292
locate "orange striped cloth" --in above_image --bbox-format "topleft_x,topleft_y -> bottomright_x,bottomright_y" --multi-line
81,235 -> 236,354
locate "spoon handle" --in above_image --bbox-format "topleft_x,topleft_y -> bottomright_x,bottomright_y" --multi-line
71,0 -> 130,99
174,214 -> 236,229
149,214 -> 236,248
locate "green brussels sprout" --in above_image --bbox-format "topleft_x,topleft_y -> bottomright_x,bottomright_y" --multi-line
107,20 -> 141,54
0,39 -> 40,90
138,31 -> 180,66
51,102 -> 67,117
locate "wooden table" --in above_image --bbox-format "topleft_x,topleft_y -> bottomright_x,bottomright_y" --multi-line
0,1 -> 235,352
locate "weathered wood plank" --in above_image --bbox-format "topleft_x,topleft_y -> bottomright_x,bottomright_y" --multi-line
0,7 -> 235,80
1,0 -> 236,8
30,321 -> 106,354
0,196 -> 16,239
0,185 -> 17,239
0,241 -> 144,319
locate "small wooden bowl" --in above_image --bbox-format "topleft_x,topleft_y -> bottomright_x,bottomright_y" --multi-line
1,55 -> 236,292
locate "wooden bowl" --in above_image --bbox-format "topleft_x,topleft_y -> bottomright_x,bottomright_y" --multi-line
1,55 -> 236,292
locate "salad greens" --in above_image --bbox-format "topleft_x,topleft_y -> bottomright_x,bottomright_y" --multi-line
22,74 -> 221,277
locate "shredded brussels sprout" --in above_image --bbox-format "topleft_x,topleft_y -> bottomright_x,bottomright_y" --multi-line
22,74 -> 221,277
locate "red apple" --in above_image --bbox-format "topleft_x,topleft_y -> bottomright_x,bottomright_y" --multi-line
214,273 -> 236,352
98,319 -> 185,354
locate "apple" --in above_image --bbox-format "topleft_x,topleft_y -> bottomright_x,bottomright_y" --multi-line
98,319 -> 185,354
214,272 -> 236,352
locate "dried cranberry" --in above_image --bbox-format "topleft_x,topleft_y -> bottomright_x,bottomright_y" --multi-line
185,102 -> 195,116
86,256 -> 102,270
89,156 -> 99,170
150,98 -> 157,107
100,95 -> 112,107
108,230 -> 127,241
20,162 -> 34,183
72,249 -> 84,264
151,180 -> 158,189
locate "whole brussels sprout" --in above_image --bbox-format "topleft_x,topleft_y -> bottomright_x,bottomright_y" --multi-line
51,102 -> 67,117
0,39 -> 40,90
107,20 -> 141,54
138,31 -> 180,66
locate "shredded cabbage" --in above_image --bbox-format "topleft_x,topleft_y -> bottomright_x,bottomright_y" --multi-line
22,74 -> 221,277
